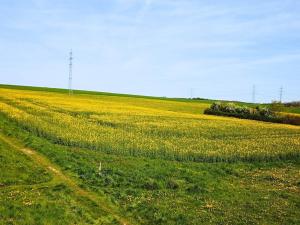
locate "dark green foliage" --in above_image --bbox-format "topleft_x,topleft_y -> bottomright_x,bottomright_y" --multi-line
204,102 -> 300,125
284,101 -> 300,107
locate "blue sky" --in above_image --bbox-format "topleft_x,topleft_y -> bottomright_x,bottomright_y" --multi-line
0,0 -> 299,102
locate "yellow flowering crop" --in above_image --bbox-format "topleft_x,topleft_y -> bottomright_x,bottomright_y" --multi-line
0,88 -> 299,162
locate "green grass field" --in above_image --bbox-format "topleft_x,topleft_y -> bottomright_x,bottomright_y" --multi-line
0,134 -> 124,224
0,84 -> 299,225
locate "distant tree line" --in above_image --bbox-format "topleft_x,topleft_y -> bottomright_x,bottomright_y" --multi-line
204,102 -> 300,126
284,101 -> 300,107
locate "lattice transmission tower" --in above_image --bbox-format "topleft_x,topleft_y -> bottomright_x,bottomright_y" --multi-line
69,50 -> 73,95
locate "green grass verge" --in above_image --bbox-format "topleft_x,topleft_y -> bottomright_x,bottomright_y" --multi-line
0,130 -> 126,224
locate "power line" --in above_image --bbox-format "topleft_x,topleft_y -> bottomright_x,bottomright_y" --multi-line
69,49 -> 73,95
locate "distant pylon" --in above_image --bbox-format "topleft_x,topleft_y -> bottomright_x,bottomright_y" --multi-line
252,85 -> 256,103
279,86 -> 283,103
69,50 -> 73,95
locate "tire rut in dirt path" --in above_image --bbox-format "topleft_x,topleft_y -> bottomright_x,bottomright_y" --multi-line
0,133 -> 134,225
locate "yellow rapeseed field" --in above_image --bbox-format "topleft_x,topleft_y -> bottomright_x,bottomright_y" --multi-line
0,87 -> 299,162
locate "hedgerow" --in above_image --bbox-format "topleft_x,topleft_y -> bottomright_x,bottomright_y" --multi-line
204,102 -> 300,125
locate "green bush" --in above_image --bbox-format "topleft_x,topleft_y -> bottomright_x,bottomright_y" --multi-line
204,102 -> 300,126
284,101 -> 300,107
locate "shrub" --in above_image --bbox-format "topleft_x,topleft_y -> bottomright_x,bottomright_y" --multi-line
204,102 -> 299,126
284,101 -> 300,107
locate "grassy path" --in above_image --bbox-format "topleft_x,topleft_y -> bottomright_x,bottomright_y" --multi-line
0,133 -> 133,225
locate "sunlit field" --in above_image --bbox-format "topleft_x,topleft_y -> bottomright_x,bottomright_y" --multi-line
0,85 -> 299,225
1,88 -> 300,162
